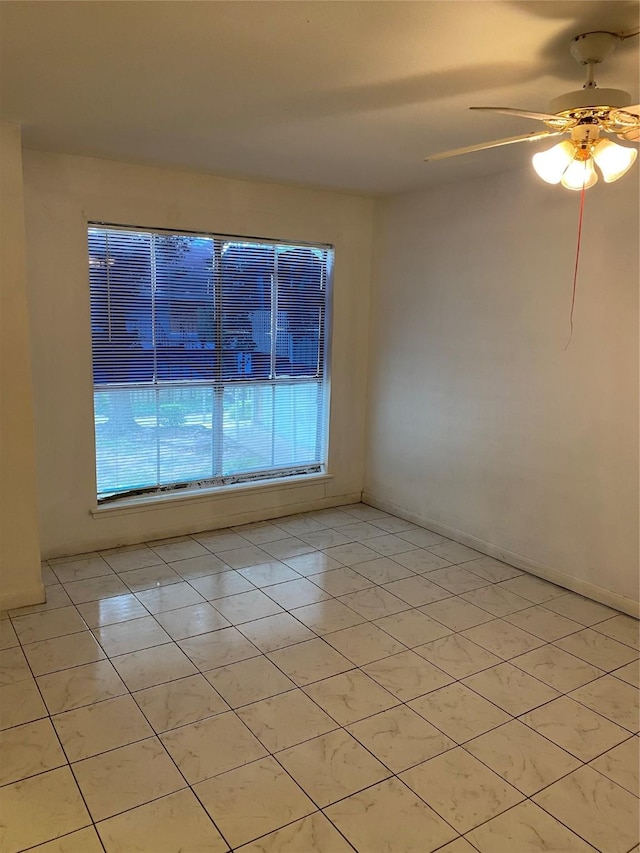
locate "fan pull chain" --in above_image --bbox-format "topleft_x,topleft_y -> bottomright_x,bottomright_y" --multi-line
565,185 -> 587,350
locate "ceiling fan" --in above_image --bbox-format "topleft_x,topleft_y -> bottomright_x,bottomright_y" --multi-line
425,31 -> 640,189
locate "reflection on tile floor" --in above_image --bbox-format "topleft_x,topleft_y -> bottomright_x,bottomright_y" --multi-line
1,504 -> 638,852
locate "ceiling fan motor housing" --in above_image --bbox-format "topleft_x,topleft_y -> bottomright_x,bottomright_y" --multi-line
549,88 -> 633,114
569,32 -> 620,66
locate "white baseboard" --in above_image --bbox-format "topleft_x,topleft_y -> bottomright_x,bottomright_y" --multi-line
362,492 -> 639,619
0,581 -> 45,613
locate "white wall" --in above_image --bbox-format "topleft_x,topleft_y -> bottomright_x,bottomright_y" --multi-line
23,151 -> 373,558
365,166 -> 639,614
0,123 -> 44,609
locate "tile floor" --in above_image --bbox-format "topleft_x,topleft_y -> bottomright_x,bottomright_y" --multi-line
1,503 -> 638,852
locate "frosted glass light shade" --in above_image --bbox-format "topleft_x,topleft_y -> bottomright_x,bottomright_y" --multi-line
532,141 -> 575,183
592,139 -> 637,182
561,157 -> 598,190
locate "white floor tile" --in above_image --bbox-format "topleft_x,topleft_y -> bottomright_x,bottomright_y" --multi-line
291,599 -> 365,635
304,669 -> 398,725
117,563 -> 182,592
154,602 -> 230,640
133,673 -> 228,732
0,619 -> 18,650
63,575 -> 129,605
381,575 -> 452,606
238,561 -> 303,586
521,696 -> 629,761
262,578 -> 332,609
570,674 -> 640,732
339,587 -> 410,619
408,682 -> 510,743
462,662 -> 559,715
266,637 -> 354,686
179,626 -> 260,670
194,755 -> 315,848
533,766 -> 639,853
496,574 -> 566,604
97,789 -> 228,852
277,729 -> 390,806
148,538 -> 209,562
73,737 -> 185,821
235,812 -> 352,853
212,589 -> 284,624
23,632 -> 106,676
347,705 -> 456,772
205,655 -> 296,707
362,649 -> 453,701
461,619 -> 544,660
92,615 -> 171,656
37,659 -> 127,714
134,581 -> 206,614
375,609 -> 451,647
400,747 -> 523,833
281,550 -> 343,575
324,620 -> 407,664
465,719 -> 580,794
421,596 -> 494,631
238,612 -> 316,652
543,594 -> 618,626
555,628 -> 639,671
52,694 -> 153,761
33,826 -> 104,852
0,678 -> 48,730
416,633 -> 502,679
503,604 -> 584,641
309,567 -> 374,596
326,778 -> 456,853
512,644 -> 604,691
111,642 -> 198,691
51,556 -> 113,585
392,548 -> 451,573
0,718 -> 66,786
7,508 -> 637,853
590,736 -> 639,797
236,689 -> 337,752
0,766 -> 91,852
76,594 -> 149,628
160,711 -> 267,783
12,607 -> 88,644
592,614 -> 640,650
466,800 -> 594,852
167,552 -> 229,579
0,646 -> 33,685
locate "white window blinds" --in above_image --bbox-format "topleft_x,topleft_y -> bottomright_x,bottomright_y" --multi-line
88,225 -> 332,502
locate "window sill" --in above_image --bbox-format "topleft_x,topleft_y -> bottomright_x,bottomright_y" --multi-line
90,472 -> 334,518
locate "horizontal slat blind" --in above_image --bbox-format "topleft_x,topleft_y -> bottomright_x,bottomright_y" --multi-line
89,225 -> 331,502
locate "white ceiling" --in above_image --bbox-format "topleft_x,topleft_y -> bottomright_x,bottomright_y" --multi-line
1,1 -> 638,194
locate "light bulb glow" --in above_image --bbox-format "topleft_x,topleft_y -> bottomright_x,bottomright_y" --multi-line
592,138 -> 638,182
532,141 -> 576,184
560,157 -> 598,191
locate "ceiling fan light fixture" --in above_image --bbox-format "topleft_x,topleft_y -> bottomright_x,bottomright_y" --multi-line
592,138 -> 638,182
560,156 -> 599,190
532,141 -> 576,184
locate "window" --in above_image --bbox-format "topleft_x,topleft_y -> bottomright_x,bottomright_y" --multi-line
88,225 -> 332,503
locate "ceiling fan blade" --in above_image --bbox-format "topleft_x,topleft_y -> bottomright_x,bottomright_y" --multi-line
617,127 -> 640,142
610,105 -> 640,126
611,105 -> 640,141
425,130 -> 564,162
470,106 -> 571,123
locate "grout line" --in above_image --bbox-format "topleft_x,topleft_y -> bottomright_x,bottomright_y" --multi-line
2,508 -> 638,853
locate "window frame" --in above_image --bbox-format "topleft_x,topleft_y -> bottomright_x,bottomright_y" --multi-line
88,221 -> 334,505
